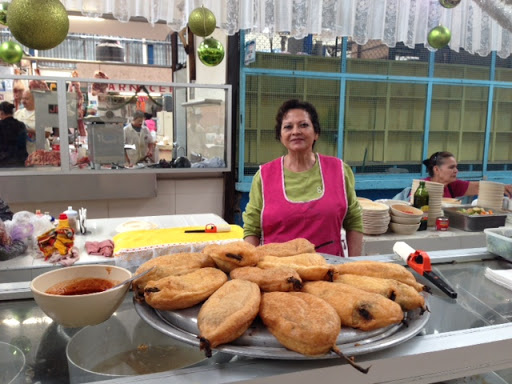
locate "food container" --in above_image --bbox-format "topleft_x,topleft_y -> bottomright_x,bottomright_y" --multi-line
484,227 -> 512,262
443,205 -> 507,232
436,216 -> 449,231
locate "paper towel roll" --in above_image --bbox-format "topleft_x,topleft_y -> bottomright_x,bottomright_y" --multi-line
393,242 -> 415,263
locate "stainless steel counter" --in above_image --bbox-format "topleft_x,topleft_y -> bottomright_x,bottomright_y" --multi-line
362,226 -> 487,256
0,213 -> 229,298
1,248 -> 512,383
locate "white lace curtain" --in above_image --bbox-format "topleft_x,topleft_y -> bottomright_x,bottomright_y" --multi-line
58,0 -> 512,58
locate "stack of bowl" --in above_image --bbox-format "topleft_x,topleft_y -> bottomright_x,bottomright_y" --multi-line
389,204 -> 423,234
479,181 -> 505,210
358,199 -> 390,235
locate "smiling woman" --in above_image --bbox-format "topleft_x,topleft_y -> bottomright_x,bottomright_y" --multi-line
242,99 -> 363,257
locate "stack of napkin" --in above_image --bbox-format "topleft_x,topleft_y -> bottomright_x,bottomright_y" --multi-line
484,267 -> 512,291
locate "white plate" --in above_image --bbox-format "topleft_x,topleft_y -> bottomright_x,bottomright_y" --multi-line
115,220 -> 159,233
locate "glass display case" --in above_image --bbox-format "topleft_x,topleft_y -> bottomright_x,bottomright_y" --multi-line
0,74 -> 232,175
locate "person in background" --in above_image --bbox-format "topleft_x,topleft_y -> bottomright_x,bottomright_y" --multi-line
14,90 -> 52,154
243,99 -> 363,257
423,151 -> 512,198
124,110 -> 155,166
0,101 -> 28,167
144,113 -> 156,134
12,79 -> 26,111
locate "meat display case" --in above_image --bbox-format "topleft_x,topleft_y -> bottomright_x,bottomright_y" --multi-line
1,246 -> 512,383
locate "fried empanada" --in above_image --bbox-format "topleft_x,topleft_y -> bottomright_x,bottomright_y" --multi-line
255,238 -> 316,258
258,253 -> 331,281
333,260 -> 426,292
133,252 -> 215,297
259,291 -> 340,356
144,267 -> 227,310
203,241 -> 259,273
230,266 -> 303,292
302,281 -> 404,331
198,279 -> 261,357
333,273 -> 426,312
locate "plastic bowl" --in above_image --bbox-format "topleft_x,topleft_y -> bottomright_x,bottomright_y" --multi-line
30,265 -> 132,328
390,222 -> 420,235
390,214 -> 421,225
390,204 -> 423,219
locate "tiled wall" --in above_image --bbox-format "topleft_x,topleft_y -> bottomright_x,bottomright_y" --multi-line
8,177 -> 225,220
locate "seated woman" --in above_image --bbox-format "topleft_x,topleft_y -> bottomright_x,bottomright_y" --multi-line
423,151 -> 512,198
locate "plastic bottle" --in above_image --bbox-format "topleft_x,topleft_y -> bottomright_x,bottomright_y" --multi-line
55,213 -> 74,255
414,181 -> 429,231
63,206 -> 78,233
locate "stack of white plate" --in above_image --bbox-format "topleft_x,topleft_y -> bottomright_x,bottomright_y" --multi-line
411,180 -> 444,227
358,200 -> 390,235
479,181 -> 505,210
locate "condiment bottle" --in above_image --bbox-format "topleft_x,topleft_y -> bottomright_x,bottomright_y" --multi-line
63,206 -> 78,233
55,213 -> 74,255
414,181 -> 429,231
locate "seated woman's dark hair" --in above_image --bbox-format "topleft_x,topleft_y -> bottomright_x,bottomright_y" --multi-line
274,99 -> 321,141
423,151 -> 454,177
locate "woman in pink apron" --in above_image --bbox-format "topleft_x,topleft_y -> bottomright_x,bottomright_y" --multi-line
243,99 -> 363,257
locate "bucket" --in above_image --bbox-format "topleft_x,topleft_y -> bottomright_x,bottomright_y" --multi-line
0,341 -> 26,384
66,309 -> 210,383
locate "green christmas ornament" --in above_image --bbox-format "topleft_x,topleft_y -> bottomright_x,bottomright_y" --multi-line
0,2 -> 8,26
188,6 -> 216,37
427,25 -> 451,49
0,40 -> 24,63
198,38 -> 225,67
7,0 -> 69,50
439,0 -> 462,8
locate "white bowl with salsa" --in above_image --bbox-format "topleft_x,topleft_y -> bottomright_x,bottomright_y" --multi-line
30,265 -> 132,328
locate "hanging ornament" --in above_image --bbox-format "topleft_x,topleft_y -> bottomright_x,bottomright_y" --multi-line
188,6 -> 216,37
439,0 -> 462,9
0,2 -> 8,26
198,38 -> 225,67
427,25 -> 451,49
7,0 -> 69,50
0,40 -> 24,63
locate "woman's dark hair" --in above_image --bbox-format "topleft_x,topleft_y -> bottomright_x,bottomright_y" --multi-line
274,99 -> 321,141
422,151 -> 454,177
0,101 -> 15,115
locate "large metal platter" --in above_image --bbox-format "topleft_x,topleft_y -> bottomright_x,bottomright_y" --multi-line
134,255 -> 430,360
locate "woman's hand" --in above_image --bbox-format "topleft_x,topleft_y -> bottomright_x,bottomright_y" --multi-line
505,184 -> 512,198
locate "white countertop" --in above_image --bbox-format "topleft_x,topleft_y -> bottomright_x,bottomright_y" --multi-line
0,213 -> 228,288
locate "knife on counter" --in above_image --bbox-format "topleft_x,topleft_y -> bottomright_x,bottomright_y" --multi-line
184,223 -> 232,233
393,241 -> 458,299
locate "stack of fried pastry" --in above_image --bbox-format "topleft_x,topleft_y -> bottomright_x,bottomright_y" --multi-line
132,238 -> 428,372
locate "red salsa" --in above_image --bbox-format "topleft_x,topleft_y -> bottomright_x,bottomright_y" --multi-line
46,278 -> 117,295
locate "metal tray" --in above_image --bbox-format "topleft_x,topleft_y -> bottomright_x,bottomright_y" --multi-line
444,205 -> 507,232
134,299 -> 429,360
134,252 -> 430,361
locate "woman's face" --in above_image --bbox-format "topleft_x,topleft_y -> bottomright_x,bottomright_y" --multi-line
280,108 -> 318,154
434,156 -> 458,184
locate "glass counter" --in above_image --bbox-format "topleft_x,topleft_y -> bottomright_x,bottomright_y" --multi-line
2,249 -> 512,383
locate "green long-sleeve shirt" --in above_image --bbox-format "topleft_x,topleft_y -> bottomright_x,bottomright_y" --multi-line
243,158 -> 363,239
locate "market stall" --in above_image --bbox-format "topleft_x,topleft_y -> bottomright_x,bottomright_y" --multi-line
1,210 -> 512,383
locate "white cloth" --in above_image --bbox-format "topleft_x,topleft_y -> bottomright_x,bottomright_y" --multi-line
485,267 -> 512,291
123,124 -> 154,165
14,108 -> 52,154
61,0 -> 512,58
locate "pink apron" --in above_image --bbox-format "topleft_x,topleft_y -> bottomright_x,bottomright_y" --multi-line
260,154 -> 348,256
